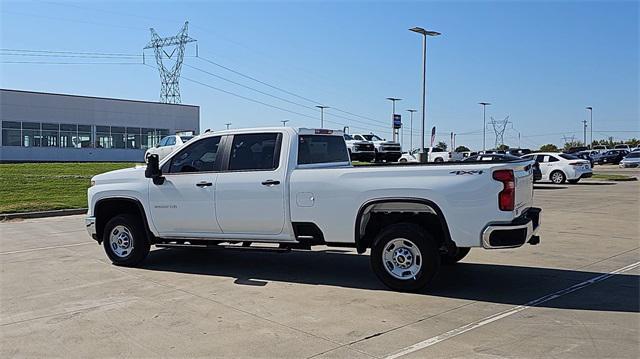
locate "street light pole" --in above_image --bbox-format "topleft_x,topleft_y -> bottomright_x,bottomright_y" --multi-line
410,27 -> 440,162
586,106 -> 593,148
316,105 -> 329,128
280,119 -> 289,127
407,109 -> 417,151
225,123 -> 231,130
386,97 -> 402,142
478,102 -> 491,152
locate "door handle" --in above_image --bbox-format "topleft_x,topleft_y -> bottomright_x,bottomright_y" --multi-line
196,181 -> 213,187
261,179 -> 280,186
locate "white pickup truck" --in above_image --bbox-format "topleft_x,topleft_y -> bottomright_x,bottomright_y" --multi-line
86,127 -> 541,292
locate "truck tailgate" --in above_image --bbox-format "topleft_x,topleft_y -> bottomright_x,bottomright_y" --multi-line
513,161 -> 534,216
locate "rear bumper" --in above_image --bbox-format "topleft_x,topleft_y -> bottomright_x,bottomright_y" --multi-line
85,216 -> 97,240
376,152 -> 402,162
482,208 -> 541,249
350,152 -> 376,161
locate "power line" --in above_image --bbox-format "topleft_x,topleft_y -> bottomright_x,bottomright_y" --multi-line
0,52 -> 140,59
146,64 -> 373,132
0,48 -> 142,57
0,61 -> 142,65
194,55 -> 388,127
182,60 -> 389,131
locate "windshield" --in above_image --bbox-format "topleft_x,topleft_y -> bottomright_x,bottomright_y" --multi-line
362,135 -> 382,141
343,134 -> 353,140
614,145 -> 628,148
180,136 -> 194,142
559,154 -> 579,160
626,152 -> 640,158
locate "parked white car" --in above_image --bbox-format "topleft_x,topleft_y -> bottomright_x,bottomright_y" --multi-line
450,151 -> 475,162
521,152 -> 592,184
619,151 -> 640,168
86,127 -> 540,292
399,147 -> 450,163
351,133 -> 402,162
613,144 -> 632,152
344,134 -> 375,162
144,135 -> 194,162
592,145 -> 609,153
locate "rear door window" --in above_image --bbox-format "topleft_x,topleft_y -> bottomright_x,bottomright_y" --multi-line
228,133 -> 281,171
298,135 -> 349,165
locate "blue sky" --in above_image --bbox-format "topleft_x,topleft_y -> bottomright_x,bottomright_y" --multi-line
1,0 -> 638,150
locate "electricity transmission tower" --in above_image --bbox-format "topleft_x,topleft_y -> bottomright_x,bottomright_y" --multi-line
562,134 -> 576,145
144,21 -> 196,104
489,116 -> 510,148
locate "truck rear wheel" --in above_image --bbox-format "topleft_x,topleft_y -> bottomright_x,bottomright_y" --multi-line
102,214 -> 150,267
441,247 -> 470,265
370,223 -> 440,292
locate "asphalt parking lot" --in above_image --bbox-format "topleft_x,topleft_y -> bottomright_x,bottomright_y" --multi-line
1,175 -> 638,358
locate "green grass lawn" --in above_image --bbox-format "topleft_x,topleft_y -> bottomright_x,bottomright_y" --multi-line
0,162 -> 140,214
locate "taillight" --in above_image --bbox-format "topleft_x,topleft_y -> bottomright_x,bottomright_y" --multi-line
493,169 -> 515,211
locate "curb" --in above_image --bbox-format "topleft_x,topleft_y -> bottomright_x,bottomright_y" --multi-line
590,177 -> 638,182
0,208 -> 87,221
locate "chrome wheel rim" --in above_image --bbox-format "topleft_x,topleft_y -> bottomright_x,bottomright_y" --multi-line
552,172 -> 563,183
109,225 -> 134,258
382,238 -> 422,280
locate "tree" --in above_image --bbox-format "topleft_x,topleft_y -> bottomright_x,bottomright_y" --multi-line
497,144 -> 510,151
435,141 -> 447,151
539,143 -> 559,152
563,140 -> 585,151
625,138 -> 640,147
454,145 -> 470,152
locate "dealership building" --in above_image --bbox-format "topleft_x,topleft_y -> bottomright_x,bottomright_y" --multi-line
0,89 -> 200,162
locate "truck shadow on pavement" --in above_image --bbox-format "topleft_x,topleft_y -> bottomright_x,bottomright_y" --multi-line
141,247 -> 639,313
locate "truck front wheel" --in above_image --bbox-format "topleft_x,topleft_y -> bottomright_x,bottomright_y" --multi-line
102,214 -> 150,267
370,223 -> 440,292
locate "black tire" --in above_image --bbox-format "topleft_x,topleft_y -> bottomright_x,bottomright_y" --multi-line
102,214 -> 150,266
434,157 -> 444,163
399,158 -> 408,163
550,170 -> 566,184
370,223 -> 440,292
568,179 -> 580,184
441,247 -> 470,265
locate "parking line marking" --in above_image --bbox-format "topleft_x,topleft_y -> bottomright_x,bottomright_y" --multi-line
0,242 -> 93,255
383,261 -> 640,359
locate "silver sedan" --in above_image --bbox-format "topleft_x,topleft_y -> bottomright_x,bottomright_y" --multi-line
619,151 -> 640,167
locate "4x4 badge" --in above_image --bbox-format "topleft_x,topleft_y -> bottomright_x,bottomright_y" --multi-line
450,170 -> 484,175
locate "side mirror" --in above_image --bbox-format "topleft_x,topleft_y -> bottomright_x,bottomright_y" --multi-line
155,143 -> 161,148
145,154 -> 165,185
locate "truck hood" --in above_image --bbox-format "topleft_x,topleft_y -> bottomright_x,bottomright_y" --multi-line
92,166 -> 146,184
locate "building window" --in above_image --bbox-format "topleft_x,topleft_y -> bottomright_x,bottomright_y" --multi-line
22,122 -> 41,147
126,127 -> 141,149
0,122 -> 168,150
1,121 -> 21,146
111,126 -> 125,149
96,125 -> 111,149
41,123 -> 59,147
60,123 -> 79,148
78,125 -> 92,148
